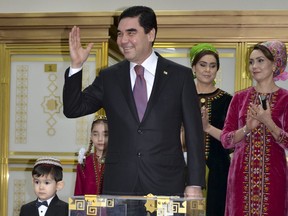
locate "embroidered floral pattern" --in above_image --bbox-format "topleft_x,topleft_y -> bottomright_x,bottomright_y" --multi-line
242,90 -> 277,216
198,89 -> 230,160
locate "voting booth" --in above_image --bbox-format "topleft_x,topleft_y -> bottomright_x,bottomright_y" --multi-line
69,194 -> 205,216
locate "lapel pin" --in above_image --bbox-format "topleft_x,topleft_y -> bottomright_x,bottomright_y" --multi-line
164,71 -> 168,75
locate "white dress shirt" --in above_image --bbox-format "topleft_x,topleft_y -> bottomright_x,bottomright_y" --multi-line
130,51 -> 158,100
37,196 -> 53,216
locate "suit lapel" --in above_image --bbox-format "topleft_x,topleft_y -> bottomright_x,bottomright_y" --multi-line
32,200 -> 40,216
142,55 -> 170,121
116,55 -> 170,123
116,60 -> 139,122
45,195 -> 59,216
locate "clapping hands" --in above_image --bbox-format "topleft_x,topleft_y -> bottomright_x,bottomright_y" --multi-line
201,106 -> 210,132
247,100 -> 272,130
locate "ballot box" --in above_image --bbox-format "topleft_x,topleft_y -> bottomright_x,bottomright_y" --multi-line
69,194 -> 205,216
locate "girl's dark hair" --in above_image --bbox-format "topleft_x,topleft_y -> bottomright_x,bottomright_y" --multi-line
85,118 -> 108,157
32,164 -> 63,182
192,50 -> 220,71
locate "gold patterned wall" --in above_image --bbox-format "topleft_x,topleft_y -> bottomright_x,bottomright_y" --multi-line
1,10 -> 288,216
0,13 -> 113,216
6,45 -> 107,216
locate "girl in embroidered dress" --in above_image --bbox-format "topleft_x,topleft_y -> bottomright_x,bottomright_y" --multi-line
190,43 -> 232,216
74,115 -> 108,195
221,40 -> 288,216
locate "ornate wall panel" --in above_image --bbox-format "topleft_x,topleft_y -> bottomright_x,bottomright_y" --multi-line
6,44 -> 106,216
0,13 -> 112,216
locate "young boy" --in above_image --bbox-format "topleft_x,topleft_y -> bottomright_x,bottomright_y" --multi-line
20,157 -> 68,216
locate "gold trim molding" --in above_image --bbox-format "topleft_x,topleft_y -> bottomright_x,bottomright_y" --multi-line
2,10 -> 288,43
110,10 -> 288,42
0,12 -> 114,43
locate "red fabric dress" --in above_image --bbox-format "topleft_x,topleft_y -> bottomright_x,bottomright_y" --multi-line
221,87 -> 288,216
74,153 -> 105,195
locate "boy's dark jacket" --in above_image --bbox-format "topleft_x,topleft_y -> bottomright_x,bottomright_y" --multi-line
19,195 -> 68,216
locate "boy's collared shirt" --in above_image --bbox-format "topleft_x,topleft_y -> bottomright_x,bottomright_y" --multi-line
38,196 -> 54,216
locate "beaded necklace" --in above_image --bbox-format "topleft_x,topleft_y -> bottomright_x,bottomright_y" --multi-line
92,151 -> 105,194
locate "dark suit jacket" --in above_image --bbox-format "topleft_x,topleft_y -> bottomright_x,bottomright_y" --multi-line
19,195 -> 68,216
63,53 -> 205,196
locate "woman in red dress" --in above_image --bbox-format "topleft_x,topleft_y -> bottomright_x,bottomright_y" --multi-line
221,40 -> 288,216
74,115 -> 108,195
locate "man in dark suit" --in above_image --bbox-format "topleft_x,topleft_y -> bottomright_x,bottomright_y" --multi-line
19,157 -> 68,216
63,5 -> 205,198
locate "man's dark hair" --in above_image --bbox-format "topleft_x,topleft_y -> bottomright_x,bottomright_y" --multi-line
32,164 -> 63,182
119,6 -> 158,45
